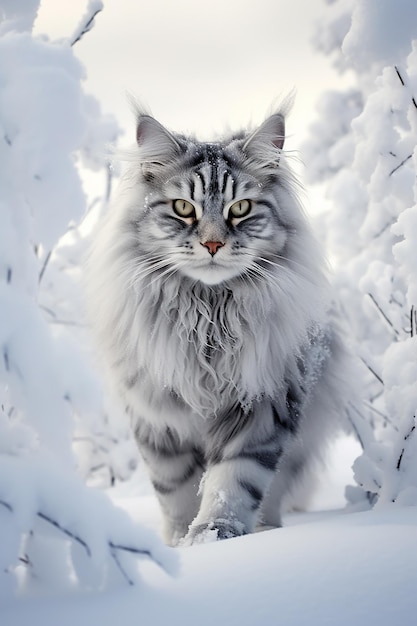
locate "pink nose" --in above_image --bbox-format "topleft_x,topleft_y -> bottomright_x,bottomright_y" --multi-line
201,241 -> 225,256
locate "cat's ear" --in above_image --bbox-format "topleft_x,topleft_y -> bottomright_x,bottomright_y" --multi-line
243,113 -> 285,157
136,115 -> 182,174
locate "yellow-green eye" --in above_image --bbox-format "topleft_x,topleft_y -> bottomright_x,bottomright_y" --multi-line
173,199 -> 196,218
229,199 -> 252,219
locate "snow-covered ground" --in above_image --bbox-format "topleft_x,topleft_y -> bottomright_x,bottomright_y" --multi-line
4,506 -> 417,626
3,436 -> 417,626
2,1 -> 417,624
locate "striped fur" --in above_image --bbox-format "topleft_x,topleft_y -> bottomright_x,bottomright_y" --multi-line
86,107 -> 351,546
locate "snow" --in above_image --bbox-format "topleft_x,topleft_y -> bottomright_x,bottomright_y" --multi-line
0,0 -> 40,34
69,0 -> 103,48
304,0 -> 417,509
2,493 -> 417,626
3,434 -> 416,625
343,0 -> 417,70
0,0 -> 164,600
1,0 -> 417,623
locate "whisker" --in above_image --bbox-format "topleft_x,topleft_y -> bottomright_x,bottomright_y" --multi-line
147,261 -> 186,288
242,250 -> 319,284
126,260 -> 174,288
245,260 -> 307,297
123,254 -> 182,289
243,262 -> 282,290
261,252 -> 320,279
239,268 -> 262,293
242,249 -> 312,274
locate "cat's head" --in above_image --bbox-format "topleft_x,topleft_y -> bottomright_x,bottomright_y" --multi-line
129,110 -> 304,286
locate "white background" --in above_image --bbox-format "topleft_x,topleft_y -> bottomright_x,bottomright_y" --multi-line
35,0 -> 351,144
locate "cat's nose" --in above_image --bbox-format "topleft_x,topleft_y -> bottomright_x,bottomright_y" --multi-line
201,241 -> 225,256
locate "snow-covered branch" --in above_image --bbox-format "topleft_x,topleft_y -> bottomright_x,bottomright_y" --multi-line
1,495 -> 174,588
304,0 -> 417,507
70,0 -> 103,47
396,418 -> 416,471
0,0 -> 172,598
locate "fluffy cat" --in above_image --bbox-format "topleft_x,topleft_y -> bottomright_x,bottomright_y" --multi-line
86,104 -> 350,546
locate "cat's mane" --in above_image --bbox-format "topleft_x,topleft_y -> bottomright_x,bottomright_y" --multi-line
86,108 -> 329,418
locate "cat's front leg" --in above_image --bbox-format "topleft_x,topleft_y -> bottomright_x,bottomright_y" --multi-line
134,420 -> 205,546
184,401 -> 293,545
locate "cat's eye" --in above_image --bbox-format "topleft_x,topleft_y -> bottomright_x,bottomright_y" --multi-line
229,199 -> 252,219
173,199 -> 196,219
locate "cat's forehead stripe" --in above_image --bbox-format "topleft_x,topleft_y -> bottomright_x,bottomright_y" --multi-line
184,143 -> 240,203
194,169 -> 206,197
220,170 -> 229,195
191,163 -> 228,202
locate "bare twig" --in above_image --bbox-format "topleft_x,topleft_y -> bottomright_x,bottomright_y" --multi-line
38,250 -> 52,284
373,219 -> 395,239
346,402 -> 377,452
18,554 -> 33,568
394,65 -> 405,87
109,544 -> 134,585
363,401 -> 399,432
109,541 -> 164,567
346,411 -> 365,450
394,66 -> 405,86
389,153 -> 412,177
49,319 -> 86,328
359,356 -> 384,385
37,511 -> 92,556
40,306 -> 84,328
108,540 -> 170,585
367,293 -> 400,337
71,5 -> 103,47
0,499 -> 13,513
3,347 -> 10,372
410,305 -> 417,338
389,66 -> 416,177
0,498 -> 170,585
39,305 -> 56,319
396,418 -> 416,471
394,66 -> 417,111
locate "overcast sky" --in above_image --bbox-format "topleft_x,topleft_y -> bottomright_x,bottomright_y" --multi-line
35,0 -> 351,149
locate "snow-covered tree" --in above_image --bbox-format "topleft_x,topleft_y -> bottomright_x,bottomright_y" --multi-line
38,183 -> 141,489
0,0 -> 174,597
304,0 -> 417,506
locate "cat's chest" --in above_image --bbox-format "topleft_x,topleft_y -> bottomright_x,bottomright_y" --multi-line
144,293 -> 247,390
133,285 -> 281,417
177,296 -> 242,356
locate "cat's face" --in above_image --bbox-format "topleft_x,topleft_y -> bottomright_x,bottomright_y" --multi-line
134,114 -> 290,286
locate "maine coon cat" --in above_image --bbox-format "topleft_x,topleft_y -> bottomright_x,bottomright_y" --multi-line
86,104 -> 350,546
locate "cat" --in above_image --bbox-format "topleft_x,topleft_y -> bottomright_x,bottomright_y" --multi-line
86,103 -> 351,546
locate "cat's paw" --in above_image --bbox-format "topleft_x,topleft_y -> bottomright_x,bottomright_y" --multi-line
181,518 -> 246,546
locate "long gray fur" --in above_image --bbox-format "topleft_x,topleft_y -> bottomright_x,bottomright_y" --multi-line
86,104 -> 352,546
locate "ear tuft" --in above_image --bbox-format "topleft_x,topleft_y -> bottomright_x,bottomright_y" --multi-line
243,112 -> 286,156
136,115 -> 181,167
